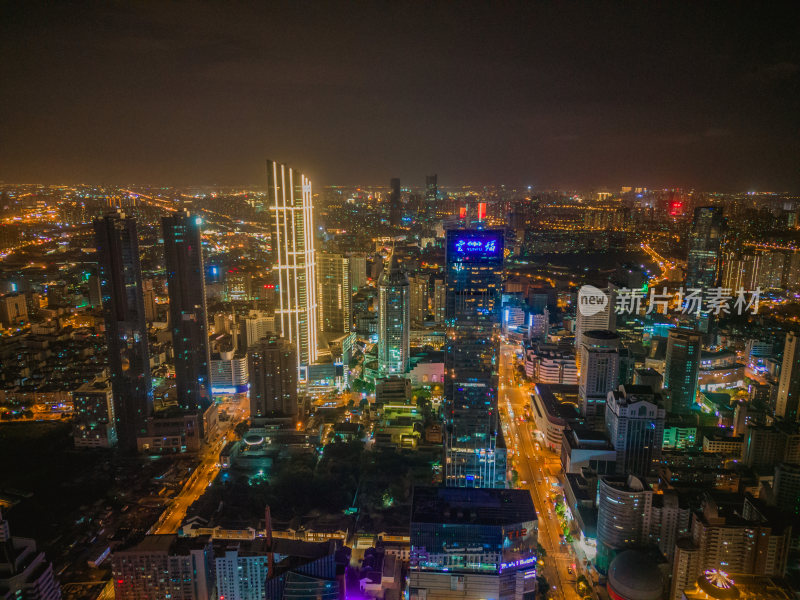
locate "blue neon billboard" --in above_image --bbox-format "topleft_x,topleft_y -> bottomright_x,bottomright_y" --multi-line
446,230 -> 504,263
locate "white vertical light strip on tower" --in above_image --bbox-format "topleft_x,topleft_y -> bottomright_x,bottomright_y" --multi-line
272,160 -> 285,335
288,166 -> 300,356
303,174 -> 318,363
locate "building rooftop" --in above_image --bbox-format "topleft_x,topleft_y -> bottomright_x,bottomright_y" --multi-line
532,383 -> 581,422
410,486 -> 536,526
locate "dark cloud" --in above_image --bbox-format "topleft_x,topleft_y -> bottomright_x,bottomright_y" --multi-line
0,2 -> 798,190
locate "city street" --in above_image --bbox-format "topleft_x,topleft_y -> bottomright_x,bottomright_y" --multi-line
151,394 -> 249,534
498,344 -> 587,600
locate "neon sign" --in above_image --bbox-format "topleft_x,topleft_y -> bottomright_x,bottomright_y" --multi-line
454,238 -> 498,254
499,556 -> 536,571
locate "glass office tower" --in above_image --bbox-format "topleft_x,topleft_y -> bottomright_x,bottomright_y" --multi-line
378,254 -> 410,375
444,229 -> 505,488
93,212 -> 153,451
162,210 -> 212,417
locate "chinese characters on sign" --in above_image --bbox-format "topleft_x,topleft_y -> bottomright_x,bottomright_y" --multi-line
613,287 -> 761,315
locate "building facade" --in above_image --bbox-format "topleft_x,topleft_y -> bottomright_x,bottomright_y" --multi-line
578,330 -> 620,426
605,384 -> 666,478
93,212 -> 153,452
378,255 -> 410,376
267,160 -> 318,367
162,211 -> 212,417
316,252 -> 351,334
444,230 -> 505,488
776,331 -> 800,420
664,329 -> 701,415
248,336 -> 299,419
112,535 -> 213,600
409,487 -> 538,600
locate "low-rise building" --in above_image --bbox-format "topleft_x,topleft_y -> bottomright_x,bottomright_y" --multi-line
409,486 -> 538,600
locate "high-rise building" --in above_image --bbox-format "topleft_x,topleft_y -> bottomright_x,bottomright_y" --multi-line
248,336 -> 298,419
409,487 -> 538,600
215,540 -> 271,600
389,177 -> 401,226
754,250 -> 786,290
94,212 -> 153,452
267,159 -> 318,366
425,174 -> 437,204
432,277 -> 445,324
112,534 -> 214,600
0,292 -> 27,327
348,253 -> 368,291
686,206 -> 724,290
87,272 -> 103,308
773,462 -> 800,516
596,475 -> 653,570
444,229 -> 505,488
720,251 -> 757,291
72,374 -> 117,448
0,511 -> 61,600
238,310 -> 275,352
776,331 -> 800,420
669,493 -> 791,600
142,278 -> 158,322
316,252 -> 351,334
86,273 -> 103,308
574,286 -> 616,368
409,274 -> 429,326
742,424 -> 788,470
605,384 -> 665,478
578,330 -> 620,426
649,491 -> 691,562
664,328 -> 701,415
162,211 -> 212,416
378,255 -> 410,376
210,350 -> 249,396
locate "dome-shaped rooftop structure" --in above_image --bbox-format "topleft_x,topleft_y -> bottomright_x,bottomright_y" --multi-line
607,550 -> 664,600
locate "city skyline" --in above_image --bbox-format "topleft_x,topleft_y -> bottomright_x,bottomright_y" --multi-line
3,3 -> 800,599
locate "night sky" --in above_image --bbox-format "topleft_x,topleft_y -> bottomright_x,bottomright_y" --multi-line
1,2 -> 798,190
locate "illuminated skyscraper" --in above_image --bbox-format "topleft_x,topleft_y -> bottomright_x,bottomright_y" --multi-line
93,212 -> 153,452
664,328 -> 701,415
267,160 -> 318,366
389,177 -> 401,226
162,211 -> 212,416
444,229 -> 505,488
378,254 -> 410,375
316,252 -> 351,334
